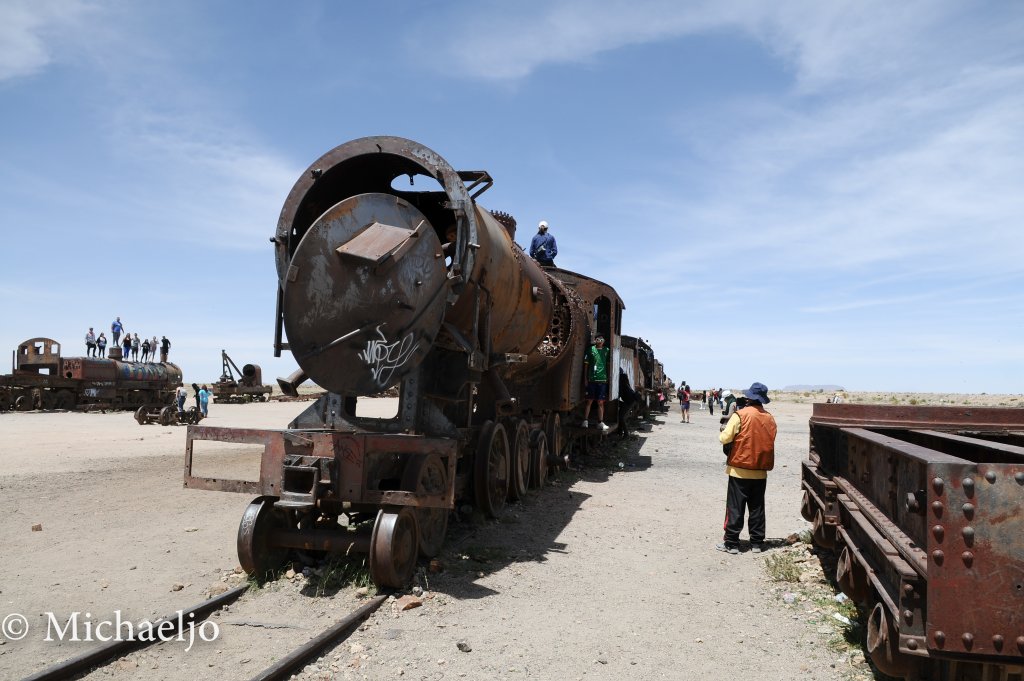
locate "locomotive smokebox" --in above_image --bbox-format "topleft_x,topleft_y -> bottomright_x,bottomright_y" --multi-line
282,193 -> 447,394
275,137 -> 552,396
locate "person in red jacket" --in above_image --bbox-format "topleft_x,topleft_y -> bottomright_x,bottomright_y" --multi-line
716,382 -> 777,554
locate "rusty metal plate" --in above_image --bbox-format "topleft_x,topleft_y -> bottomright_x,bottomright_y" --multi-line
282,192 -> 447,395
926,459 -> 1024,659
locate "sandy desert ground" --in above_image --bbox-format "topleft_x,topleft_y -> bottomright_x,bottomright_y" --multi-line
0,392 -> 1019,680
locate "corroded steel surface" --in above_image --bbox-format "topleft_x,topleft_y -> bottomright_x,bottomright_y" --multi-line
803,404 -> 1024,673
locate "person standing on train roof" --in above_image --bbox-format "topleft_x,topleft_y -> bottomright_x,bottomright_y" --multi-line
151,336 -> 158,361
85,328 -> 96,357
160,335 -> 171,362
581,334 -> 610,432
529,220 -> 557,267
121,333 -> 132,360
141,337 -> 151,362
716,382 -> 777,555
97,333 -> 107,358
111,317 -> 123,345
131,333 -> 140,361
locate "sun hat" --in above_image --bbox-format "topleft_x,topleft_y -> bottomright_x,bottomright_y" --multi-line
743,382 -> 770,404
538,220 -> 548,230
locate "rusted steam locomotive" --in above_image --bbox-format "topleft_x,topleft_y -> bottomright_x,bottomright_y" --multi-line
0,337 -> 182,411
801,404 -> 1023,680
184,137 -> 648,588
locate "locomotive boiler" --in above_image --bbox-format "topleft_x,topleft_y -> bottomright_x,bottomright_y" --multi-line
185,137 -> 629,587
0,337 -> 182,411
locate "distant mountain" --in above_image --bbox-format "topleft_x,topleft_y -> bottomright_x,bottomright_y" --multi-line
783,384 -> 845,392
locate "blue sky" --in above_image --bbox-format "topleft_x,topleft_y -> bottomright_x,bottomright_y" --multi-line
2,0 -> 1022,393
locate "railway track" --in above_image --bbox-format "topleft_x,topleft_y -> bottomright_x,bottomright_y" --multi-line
23,584 -> 387,681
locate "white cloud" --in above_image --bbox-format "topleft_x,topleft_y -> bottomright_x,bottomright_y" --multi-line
0,0 -> 93,81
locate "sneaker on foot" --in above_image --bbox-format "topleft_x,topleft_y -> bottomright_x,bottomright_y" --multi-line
581,419 -> 589,428
715,543 -> 739,555
751,544 -> 764,554
599,422 -> 609,432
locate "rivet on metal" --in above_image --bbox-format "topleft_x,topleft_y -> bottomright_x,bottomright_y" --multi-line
932,525 -> 944,541
985,471 -> 996,483
932,550 -> 944,564
961,551 -> 974,567
931,501 -> 944,516
1015,472 -> 1024,485
992,634 -> 1004,650
962,478 -> 975,496
962,502 -> 975,518
962,632 -> 974,648
903,609 -> 914,623
932,477 -> 944,494
962,527 -> 975,544
934,631 -> 946,646
907,639 -> 918,651
1017,635 -> 1024,652
903,583 -> 914,595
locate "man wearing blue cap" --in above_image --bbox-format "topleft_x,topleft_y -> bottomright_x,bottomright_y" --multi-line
716,382 -> 777,554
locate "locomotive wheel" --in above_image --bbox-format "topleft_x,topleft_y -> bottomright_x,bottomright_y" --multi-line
54,390 -> 75,410
545,412 -> 563,462
369,507 -> 419,588
135,406 -> 150,425
508,420 -> 530,501
401,453 -> 449,558
40,391 -> 57,410
15,394 -> 31,411
158,406 -> 175,426
237,496 -> 290,581
474,421 -> 509,518
528,430 -> 549,489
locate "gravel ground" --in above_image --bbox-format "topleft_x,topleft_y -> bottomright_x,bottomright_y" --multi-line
0,396 -> 889,680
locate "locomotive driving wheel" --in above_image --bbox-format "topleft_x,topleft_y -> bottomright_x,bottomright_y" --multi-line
508,419 -> 530,501
54,390 -> 75,411
369,507 -> 419,588
545,412 -> 563,465
528,430 -> 549,489
135,406 -> 150,425
237,496 -> 291,581
158,406 -> 175,426
401,453 -> 449,558
474,421 -> 510,518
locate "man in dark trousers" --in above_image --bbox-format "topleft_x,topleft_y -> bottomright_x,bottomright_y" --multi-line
529,220 -> 558,266
716,382 -> 777,554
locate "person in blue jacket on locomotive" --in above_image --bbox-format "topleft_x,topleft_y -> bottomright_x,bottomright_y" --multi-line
529,220 -> 557,266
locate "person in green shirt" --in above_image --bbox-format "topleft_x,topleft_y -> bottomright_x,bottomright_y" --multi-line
582,335 -> 610,432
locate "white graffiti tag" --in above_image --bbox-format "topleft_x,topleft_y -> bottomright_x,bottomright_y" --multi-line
357,326 -> 417,387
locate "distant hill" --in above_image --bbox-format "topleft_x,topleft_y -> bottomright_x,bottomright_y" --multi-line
783,384 -> 845,392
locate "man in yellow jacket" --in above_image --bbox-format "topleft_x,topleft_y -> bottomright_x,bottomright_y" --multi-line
716,382 -> 777,554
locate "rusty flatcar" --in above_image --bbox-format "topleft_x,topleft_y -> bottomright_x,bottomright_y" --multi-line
0,337 -> 182,411
184,136 -> 643,587
801,403 -> 1023,680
